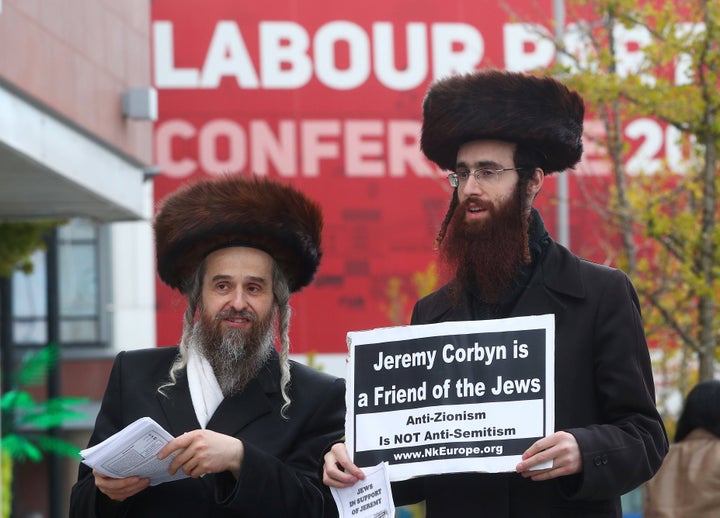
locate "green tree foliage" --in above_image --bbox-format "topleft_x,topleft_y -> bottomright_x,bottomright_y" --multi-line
1,343 -> 88,518
383,262 -> 439,326
0,221 -> 64,278
546,0 -> 719,396
1,220 -> 69,517
1,344 -> 88,459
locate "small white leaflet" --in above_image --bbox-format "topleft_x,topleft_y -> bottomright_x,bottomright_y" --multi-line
331,461 -> 395,518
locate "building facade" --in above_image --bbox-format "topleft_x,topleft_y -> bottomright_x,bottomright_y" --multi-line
0,1 -> 156,516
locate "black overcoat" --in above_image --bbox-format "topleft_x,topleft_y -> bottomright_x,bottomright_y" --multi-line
392,238 -> 668,517
69,347 -> 345,518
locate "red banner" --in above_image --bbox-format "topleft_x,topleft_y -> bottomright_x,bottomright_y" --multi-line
151,0 -> 679,353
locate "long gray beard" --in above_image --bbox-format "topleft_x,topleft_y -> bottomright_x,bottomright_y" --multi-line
189,316 -> 275,397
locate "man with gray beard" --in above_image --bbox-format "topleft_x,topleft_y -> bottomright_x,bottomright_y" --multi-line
71,175 -> 345,518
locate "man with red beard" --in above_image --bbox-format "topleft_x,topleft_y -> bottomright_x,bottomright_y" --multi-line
324,69 -> 667,517
71,175 -> 345,518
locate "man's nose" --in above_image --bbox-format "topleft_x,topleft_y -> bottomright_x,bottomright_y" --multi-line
229,290 -> 249,311
461,174 -> 486,196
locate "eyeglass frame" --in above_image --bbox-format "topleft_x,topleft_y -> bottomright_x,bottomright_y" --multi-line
447,167 -> 524,188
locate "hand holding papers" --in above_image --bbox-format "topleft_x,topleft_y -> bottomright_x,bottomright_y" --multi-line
331,462 -> 395,518
80,417 -> 190,486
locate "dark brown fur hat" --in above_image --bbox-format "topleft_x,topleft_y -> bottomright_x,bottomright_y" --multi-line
154,175 -> 322,294
421,69 -> 585,173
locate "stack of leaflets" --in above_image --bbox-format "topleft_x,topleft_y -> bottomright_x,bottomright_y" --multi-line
80,416 -> 190,486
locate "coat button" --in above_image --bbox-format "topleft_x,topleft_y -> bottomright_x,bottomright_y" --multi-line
601,454 -> 608,464
594,456 -> 602,466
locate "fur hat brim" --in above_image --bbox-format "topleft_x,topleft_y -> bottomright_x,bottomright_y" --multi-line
154,175 -> 322,293
421,69 -> 585,173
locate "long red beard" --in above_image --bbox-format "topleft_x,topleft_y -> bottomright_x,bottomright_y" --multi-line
439,185 -> 530,304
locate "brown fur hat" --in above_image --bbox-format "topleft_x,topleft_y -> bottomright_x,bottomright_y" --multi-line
421,69 -> 585,173
154,175 -> 322,294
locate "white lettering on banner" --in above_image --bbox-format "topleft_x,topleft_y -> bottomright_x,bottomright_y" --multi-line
431,23 -> 484,79
315,21 -> 371,90
156,118 -> 436,179
624,119 -> 695,176
153,20 -> 484,89
626,118 -> 663,175
612,24 -> 654,85
201,21 -> 259,88
557,22 -> 703,87
156,117 -> 695,179
155,20 -> 707,90
674,23 -> 705,86
301,120 -> 340,177
154,22 -> 199,87
575,118 -> 694,177
260,21 -> 312,89
374,22 -> 428,90
199,120 -> 247,172
155,120 -> 197,177
345,121 -> 384,177
503,23 -> 555,72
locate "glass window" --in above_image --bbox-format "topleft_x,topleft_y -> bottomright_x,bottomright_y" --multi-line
12,218 -> 105,347
58,219 -> 100,344
12,249 -> 47,344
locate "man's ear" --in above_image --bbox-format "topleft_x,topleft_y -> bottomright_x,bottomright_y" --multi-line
528,168 -> 544,199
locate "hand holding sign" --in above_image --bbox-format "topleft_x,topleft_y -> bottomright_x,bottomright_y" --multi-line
516,430 -> 581,480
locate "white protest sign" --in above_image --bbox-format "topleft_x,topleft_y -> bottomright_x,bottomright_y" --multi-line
346,314 -> 555,482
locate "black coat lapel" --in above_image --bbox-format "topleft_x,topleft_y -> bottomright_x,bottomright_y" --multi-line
156,372 -> 202,436
205,376 -> 273,436
511,240 -> 585,325
410,282 -> 474,324
205,352 -> 280,436
155,364 -> 276,438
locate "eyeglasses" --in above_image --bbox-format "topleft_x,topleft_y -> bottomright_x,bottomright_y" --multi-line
447,167 -> 523,188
